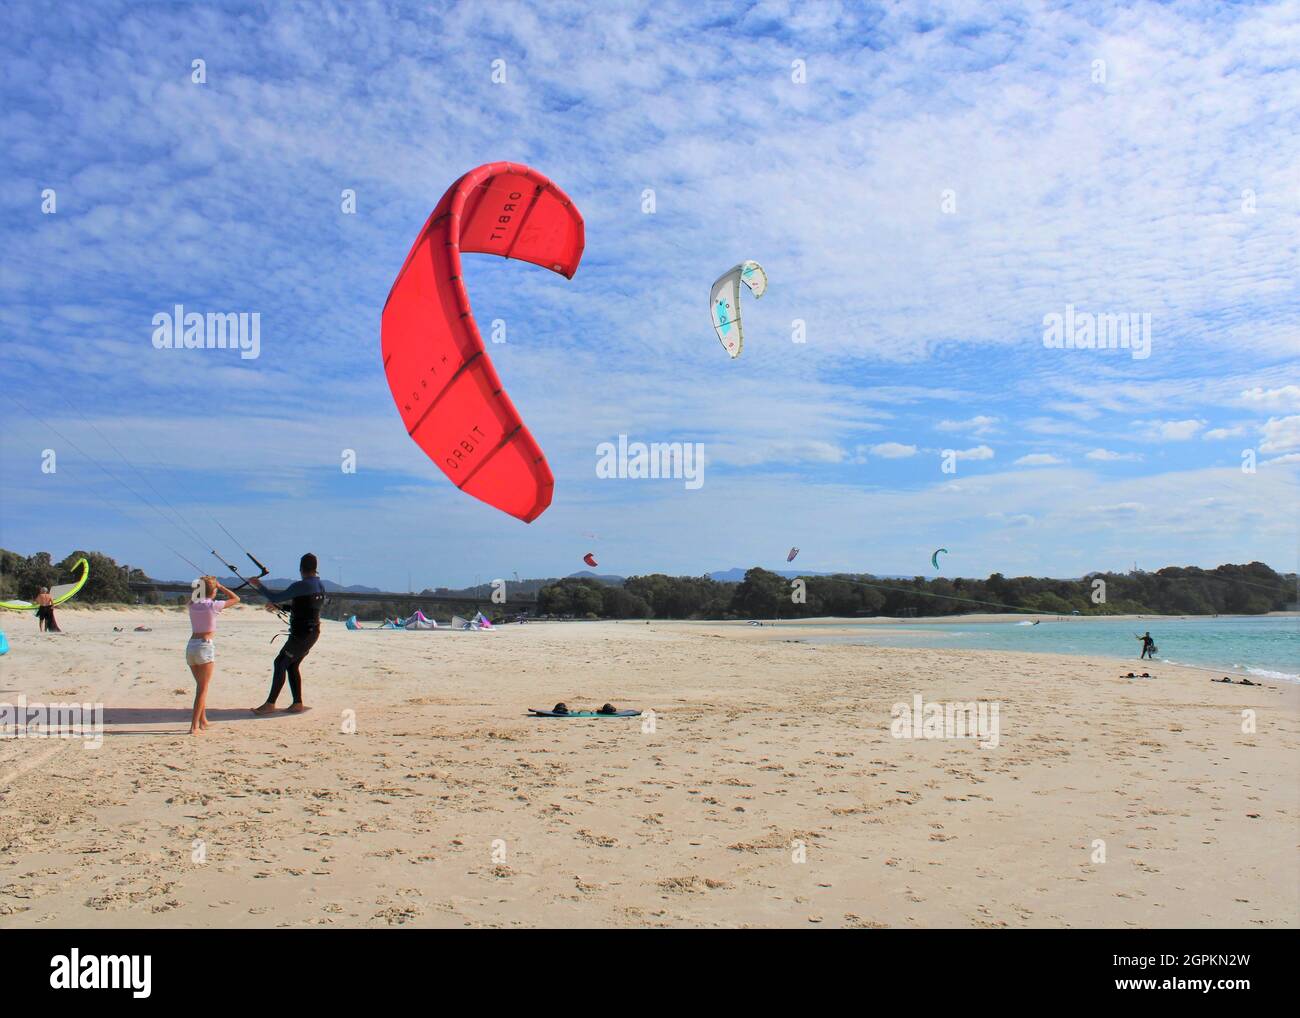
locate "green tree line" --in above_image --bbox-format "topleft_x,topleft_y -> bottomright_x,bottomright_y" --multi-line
3,550 -> 1292,620
538,562 -> 1296,620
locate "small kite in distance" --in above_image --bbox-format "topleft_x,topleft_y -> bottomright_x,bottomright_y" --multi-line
787,547 -> 800,562
931,547 -> 949,570
583,552 -> 598,568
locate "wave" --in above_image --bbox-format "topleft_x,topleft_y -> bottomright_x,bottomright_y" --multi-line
1234,664 -> 1300,683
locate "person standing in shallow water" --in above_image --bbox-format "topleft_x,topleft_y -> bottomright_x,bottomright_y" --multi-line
1136,631 -> 1156,660
249,553 -> 326,715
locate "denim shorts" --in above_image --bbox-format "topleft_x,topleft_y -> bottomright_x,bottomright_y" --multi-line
185,638 -> 215,666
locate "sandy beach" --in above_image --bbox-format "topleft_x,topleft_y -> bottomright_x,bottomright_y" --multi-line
1,606 -> 1296,928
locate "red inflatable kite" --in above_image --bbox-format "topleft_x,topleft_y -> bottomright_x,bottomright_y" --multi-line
583,552 -> 598,568
381,162 -> 585,522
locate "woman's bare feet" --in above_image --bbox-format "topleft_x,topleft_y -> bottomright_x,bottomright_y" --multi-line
285,703 -> 310,714
251,703 -> 277,715
188,725 -> 201,735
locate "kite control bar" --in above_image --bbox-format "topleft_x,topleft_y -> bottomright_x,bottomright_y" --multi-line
210,550 -> 288,621
212,550 -> 268,593
244,552 -> 271,587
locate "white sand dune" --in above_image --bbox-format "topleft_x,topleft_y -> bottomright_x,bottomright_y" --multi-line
0,607 -> 1295,928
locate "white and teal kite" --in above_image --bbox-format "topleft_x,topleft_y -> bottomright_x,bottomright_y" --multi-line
710,260 -> 768,358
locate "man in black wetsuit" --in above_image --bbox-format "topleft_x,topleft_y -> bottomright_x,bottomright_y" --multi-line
249,553 -> 326,715
1136,631 -> 1156,660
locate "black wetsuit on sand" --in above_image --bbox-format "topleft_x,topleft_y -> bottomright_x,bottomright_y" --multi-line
261,577 -> 326,704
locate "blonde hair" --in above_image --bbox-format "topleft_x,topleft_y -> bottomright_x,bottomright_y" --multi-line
201,575 -> 220,598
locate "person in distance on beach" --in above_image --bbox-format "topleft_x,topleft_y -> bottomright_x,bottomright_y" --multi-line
33,587 -> 61,632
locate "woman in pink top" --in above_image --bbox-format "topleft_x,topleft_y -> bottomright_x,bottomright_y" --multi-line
187,576 -> 240,735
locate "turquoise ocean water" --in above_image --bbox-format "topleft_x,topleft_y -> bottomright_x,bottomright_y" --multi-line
791,615 -> 1299,681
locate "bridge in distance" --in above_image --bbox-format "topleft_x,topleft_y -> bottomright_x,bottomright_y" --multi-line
129,580 -> 538,616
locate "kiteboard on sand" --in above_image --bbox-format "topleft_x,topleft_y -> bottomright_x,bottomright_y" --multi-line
528,708 -> 641,718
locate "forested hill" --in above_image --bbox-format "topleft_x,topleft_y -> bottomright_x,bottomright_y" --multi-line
537,562 -> 1297,620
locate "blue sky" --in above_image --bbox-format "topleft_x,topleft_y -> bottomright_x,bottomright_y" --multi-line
1,0 -> 1297,589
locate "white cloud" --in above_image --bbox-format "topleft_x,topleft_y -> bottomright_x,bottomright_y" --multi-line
986,512 -> 1034,527
710,439 -> 846,468
1040,401 -> 1102,422
1160,420 -> 1206,441
1263,452 -> 1300,465
1086,448 -> 1142,461
1086,502 -> 1146,515
867,442 -> 918,459
1259,415 -> 1300,455
1203,426 -> 1248,440
1140,419 -> 1206,441
936,415 -> 998,436
947,445 -> 995,461
1023,417 -> 1092,437
1240,386 -> 1300,411
1014,453 -> 1064,466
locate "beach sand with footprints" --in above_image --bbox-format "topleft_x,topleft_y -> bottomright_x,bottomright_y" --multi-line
1,606 -> 1295,928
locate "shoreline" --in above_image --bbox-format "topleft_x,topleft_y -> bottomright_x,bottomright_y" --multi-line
701,611 -> 1300,625
654,614 -> 1300,682
19,606 -> 1296,682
